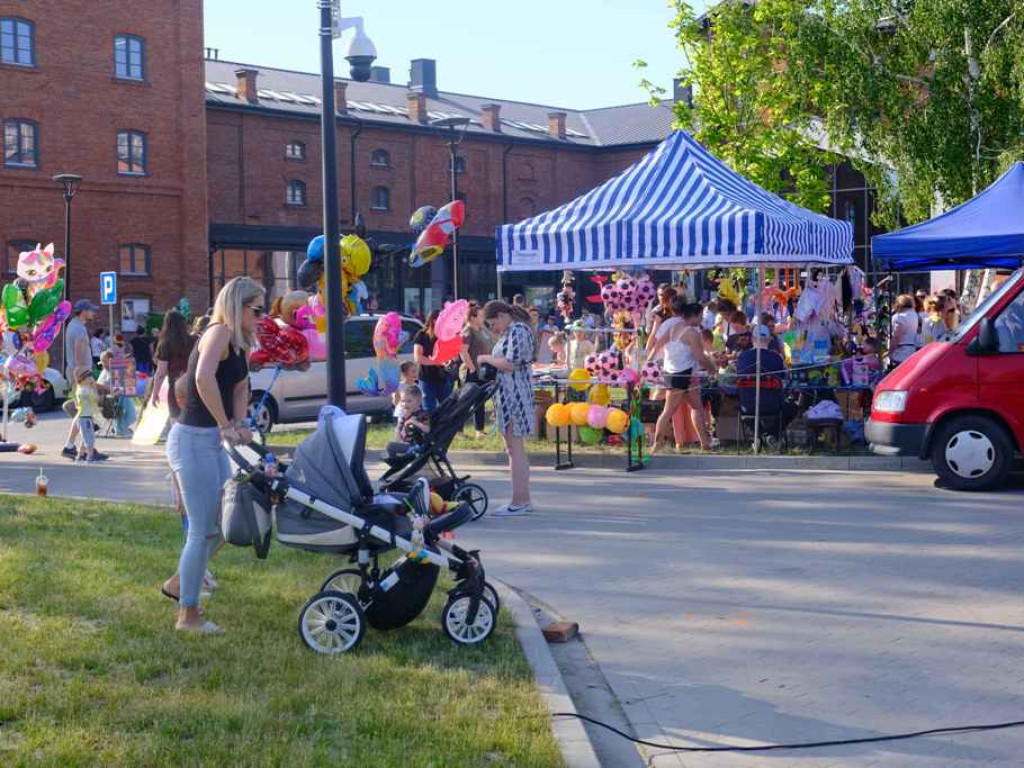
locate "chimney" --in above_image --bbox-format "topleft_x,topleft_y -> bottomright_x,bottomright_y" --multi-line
235,68 -> 259,104
481,103 -> 502,133
369,66 -> 391,84
334,80 -> 348,115
548,111 -> 567,140
409,58 -> 438,99
407,90 -> 428,124
673,77 -> 694,108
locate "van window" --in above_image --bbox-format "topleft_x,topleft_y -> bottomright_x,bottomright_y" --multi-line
994,291 -> 1024,353
344,320 -> 375,358
950,269 -> 1022,342
400,320 -> 421,354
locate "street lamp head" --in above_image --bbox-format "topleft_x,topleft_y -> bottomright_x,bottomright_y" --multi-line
345,27 -> 377,82
431,116 -> 471,131
52,172 -> 83,198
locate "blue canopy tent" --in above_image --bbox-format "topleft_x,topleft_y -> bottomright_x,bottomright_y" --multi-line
873,162 -> 1024,272
496,130 -> 853,272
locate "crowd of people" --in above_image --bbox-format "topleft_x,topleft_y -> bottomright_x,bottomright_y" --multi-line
889,288 -> 961,366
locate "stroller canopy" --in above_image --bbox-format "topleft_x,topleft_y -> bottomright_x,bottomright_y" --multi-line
285,409 -> 367,511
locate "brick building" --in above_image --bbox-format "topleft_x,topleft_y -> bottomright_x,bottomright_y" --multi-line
0,0 -> 208,327
2,3 -> 881,322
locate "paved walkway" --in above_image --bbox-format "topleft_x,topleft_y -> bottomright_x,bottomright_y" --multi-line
4,415 -> 1024,766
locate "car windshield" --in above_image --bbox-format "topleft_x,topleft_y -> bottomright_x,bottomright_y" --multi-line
949,269 -> 1024,343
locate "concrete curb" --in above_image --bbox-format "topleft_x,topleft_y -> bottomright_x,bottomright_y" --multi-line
444,449 -> 932,473
493,579 -> 601,768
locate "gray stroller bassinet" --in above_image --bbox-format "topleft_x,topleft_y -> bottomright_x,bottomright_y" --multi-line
222,407 -> 499,654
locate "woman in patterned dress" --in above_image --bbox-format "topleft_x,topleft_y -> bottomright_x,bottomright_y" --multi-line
477,301 -> 536,517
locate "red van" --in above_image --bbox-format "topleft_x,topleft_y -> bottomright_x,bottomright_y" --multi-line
867,269 -> 1024,490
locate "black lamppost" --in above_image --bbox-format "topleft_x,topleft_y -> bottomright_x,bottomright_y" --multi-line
52,173 -> 82,301
317,1 -> 376,408
432,116 -> 470,300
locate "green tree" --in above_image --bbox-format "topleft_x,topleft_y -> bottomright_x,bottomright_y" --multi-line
647,0 -> 1024,227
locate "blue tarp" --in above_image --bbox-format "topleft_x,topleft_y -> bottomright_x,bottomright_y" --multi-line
872,162 -> 1024,271
496,130 -> 853,272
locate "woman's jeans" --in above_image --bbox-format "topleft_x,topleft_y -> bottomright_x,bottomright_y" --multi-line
167,423 -> 231,608
421,377 -> 452,413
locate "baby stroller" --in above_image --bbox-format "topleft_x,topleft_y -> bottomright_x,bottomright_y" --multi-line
222,407 -> 498,654
378,381 -> 495,521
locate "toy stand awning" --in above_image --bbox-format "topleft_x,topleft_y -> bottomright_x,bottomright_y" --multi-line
495,130 -> 853,272
873,162 -> 1024,272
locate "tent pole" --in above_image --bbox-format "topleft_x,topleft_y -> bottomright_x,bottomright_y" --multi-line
754,264 -> 765,454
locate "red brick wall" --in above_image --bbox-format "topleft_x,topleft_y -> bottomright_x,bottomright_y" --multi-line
206,109 -> 650,240
0,0 -> 208,314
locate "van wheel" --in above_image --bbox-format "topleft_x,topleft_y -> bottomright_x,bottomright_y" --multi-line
931,415 -> 1013,491
248,393 -> 277,436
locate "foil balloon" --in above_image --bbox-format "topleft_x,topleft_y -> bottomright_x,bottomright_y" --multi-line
29,300 -> 71,354
373,312 -> 405,357
251,316 -> 310,368
434,300 -> 469,342
426,335 -> 461,366
16,243 -> 64,298
28,283 -> 62,325
2,283 -> 29,330
409,200 -> 466,268
409,205 -> 439,234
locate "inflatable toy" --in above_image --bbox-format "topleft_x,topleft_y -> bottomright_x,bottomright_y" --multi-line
249,316 -> 310,368
545,403 -> 571,428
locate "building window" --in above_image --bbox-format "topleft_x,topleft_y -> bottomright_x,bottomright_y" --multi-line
119,243 -> 152,276
285,141 -> 306,160
286,180 -> 307,206
454,156 -> 467,174
3,120 -> 38,168
371,186 -> 390,211
5,239 -> 37,275
370,148 -> 389,168
117,130 -> 147,175
0,18 -> 34,67
114,35 -> 145,81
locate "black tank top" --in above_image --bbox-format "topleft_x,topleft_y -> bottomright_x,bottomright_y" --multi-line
179,326 -> 249,428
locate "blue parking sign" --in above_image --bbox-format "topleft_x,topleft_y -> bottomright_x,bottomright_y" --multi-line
101,272 -> 117,305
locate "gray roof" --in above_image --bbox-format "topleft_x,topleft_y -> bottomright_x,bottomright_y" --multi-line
204,60 -> 674,148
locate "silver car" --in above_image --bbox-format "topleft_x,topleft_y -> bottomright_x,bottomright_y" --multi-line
247,314 -> 423,432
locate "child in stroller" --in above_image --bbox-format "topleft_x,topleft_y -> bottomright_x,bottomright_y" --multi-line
378,381 -> 495,521
222,406 -> 499,654
386,385 -> 431,459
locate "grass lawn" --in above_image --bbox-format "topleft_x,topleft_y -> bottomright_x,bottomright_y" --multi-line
0,494 -> 563,767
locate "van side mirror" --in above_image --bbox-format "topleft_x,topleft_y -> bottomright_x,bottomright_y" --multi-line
967,317 -> 999,356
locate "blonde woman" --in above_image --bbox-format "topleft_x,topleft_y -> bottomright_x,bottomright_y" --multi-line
162,277 -> 263,633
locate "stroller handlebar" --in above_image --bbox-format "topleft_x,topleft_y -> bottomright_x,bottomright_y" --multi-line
222,440 -> 264,474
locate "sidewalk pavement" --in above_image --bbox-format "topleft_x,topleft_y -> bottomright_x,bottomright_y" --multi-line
5,417 -> 1024,767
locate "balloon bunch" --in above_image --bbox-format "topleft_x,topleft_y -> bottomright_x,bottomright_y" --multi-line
545,401 -> 631,440
555,271 -> 575,322
357,311 -> 408,396
272,290 -> 326,361
599,273 -> 656,317
1,244 -> 70,391
408,200 -> 466,268
249,315 -> 310,369
298,214 -> 374,318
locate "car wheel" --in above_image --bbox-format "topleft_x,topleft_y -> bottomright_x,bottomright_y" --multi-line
248,393 -> 277,436
931,415 -> 1013,491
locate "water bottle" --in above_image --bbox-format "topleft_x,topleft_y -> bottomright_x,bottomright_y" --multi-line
264,452 -> 278,479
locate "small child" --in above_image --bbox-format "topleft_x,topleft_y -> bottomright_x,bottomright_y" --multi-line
387,385 -> 431,458
74,369 -> 101,462
392,361 -> 420,422
547,332 -> 567,367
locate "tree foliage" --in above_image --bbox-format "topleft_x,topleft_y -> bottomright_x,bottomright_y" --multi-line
649,0 -> 1024,227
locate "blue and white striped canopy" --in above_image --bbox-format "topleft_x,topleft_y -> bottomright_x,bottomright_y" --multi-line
496,130 -> 853,272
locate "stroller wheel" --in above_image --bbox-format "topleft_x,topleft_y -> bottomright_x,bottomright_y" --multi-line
298,591 -> 365,654
320,568 -> 365,600
454,483 -> 489,521
442,595 -> 496,646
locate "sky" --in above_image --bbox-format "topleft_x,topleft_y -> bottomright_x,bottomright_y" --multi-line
203,1 -> 707,110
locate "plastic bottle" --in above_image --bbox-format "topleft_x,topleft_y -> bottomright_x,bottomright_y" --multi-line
35,468 -> 48,497
264,452 -> 278,479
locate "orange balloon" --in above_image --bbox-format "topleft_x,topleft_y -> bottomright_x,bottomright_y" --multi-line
569,402 -> 591,427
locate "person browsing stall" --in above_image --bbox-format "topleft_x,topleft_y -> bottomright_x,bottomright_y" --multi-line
413,310 -> 454,412
476,301 -> 536,517
161,277 -> 262,634
649,299 -> 715,453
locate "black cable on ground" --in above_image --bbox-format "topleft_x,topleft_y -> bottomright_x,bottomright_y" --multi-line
552,712 -> 1024,753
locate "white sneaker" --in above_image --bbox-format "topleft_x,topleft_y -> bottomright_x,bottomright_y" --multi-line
492,503 -> 533,518
202,570 -> 218,590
